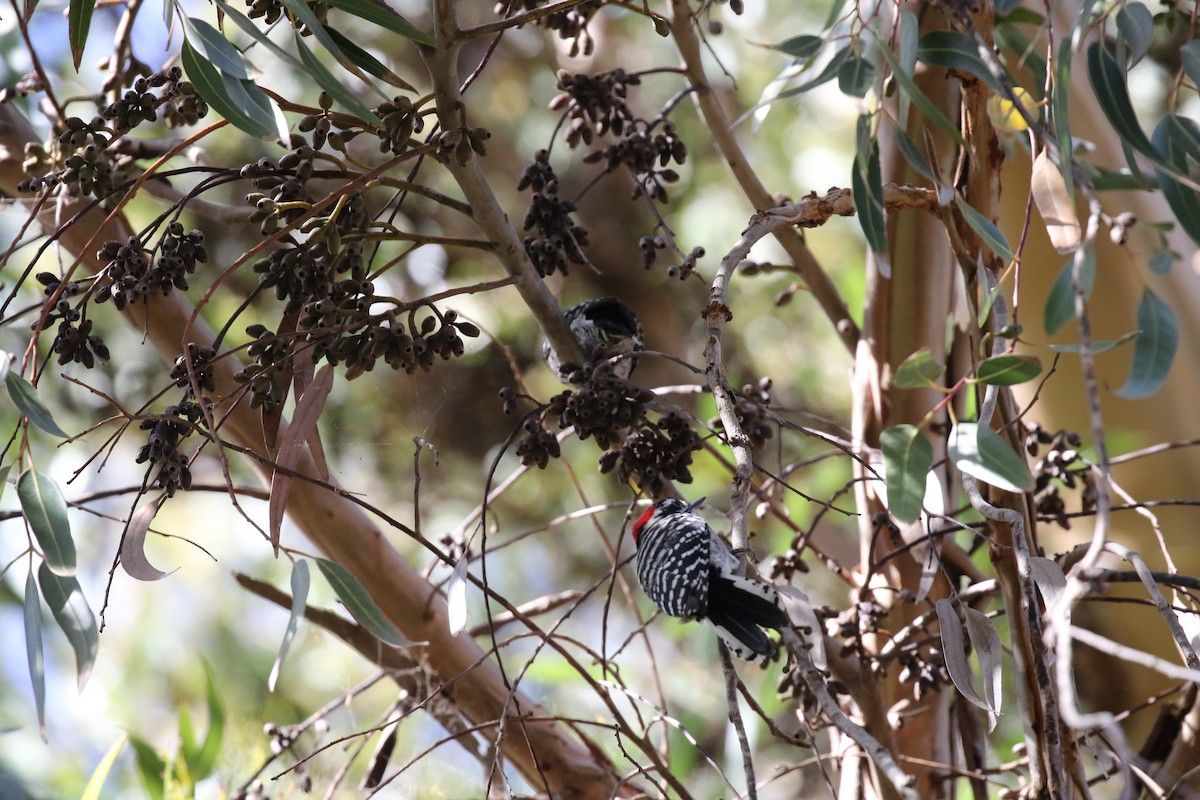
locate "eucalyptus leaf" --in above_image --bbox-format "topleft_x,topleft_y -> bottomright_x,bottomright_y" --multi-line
1115,3 -> 1154,68
37,562 -> 98,690
24,571 -> 45,740
320,0 -> 433,45
269,560 -> 310,692
315,558 -> 416,647
880,425 -> 933,524
1116,287 -> 1177,399
894,348 -> 946,388
949,422 -> 1034,493
776,34 -> 823,61
182,17 -> 251,79
1044,250 -> 1095,335
68,0 -> 95,69
917,30 -> 1005,94
1086,42 -> 1159,160
974,354 -> 1042,386
5,371 -> 69,437
18,470 -> 75,577
181,41 -> 276,139
958,198 -> 1013,262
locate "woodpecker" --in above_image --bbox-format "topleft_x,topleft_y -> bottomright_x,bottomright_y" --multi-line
542,297 -> 643,383
631,497 -> 788,663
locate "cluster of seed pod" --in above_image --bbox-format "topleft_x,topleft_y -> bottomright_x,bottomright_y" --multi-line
432,126 -> 491,166
245,0 -> 327,33
551,69 -> 640,145
515,417 -> 562,469
237,325 -> 294,411
51,318 -> 109,368
584,122 -> 686,203
517,152 -> 588,278
602,411 -> 701,498
169,342 -> 218,393
501,0 -> 602,56
372,95 -> 424,154
553,375 -> 652,450
136,401 -> 207,497
711,378 -> 776,450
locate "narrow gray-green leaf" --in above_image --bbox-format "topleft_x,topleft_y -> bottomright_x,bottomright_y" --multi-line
894,347 -> 946,388
1116,3 -> 1154,68
936,599 -> 993,714
1086,42 -> 1159,160
320,0 -> 433,45
895,129 -> 937,184
1028,556 -> 1067,610
852,116 -> 889,276
917,30 -> 1005,94
315,558 -> 415,647
773,45 -> 852,101
1116,287 -> 1177,399
279,0 -> 383,102
24,570 -> 46,741
120,502 -> 173,581
1181,41 -> 1200,87
0,463 -> 11,503
776,34 -> 823,61
1044,250 -> 1096,335
326,27 -> 414,91
837,53 -> 876,98
876,39 -> 965,146
975,354 -> 1042,386
958,198 -> 1013,262
995,0 -> 1024,15
18,470 -> 75,576
5,371 -> 69,437
270,364 -> 334,554
181,41 -> 275,139
129,736 -> 166,800
1152,115 -> 1200,247
293,32 -> 382,123
950,422 -> 1034,493
37,562 -> 98,690
1148,249 -> 1176,276
68,0 -> 95,69
269,559 -> 310,692
963,607 -> 1002,731
881,425 -> 933,524
182,17 -> 251,79
1049,330 -> 1141,353
1051,39 -> 1074,199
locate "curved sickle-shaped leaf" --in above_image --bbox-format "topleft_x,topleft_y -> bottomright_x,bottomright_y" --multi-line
120,502 -> 174,581
1044,249 -> 1095,336
321,0 -> 433,45
950,423 -> 1034,493
1031,150 -> 1080,254
68,0 -> 95,69
326,27 -> 414,91
82,735 -> 128,800
852,115 -> 889,277
37,562 -> 98,690
975,354 -> 1042,386
293,32 -> 383,123
936,599 -> 998,720
1116,287 -> 1177,399
6,371 -> 69,437
315,558 -> 417,647
963,607 -> 1002,731
1086,42 -> 1159,160
181,41 -> 277,139
279,0 -> 393,106
270,364 -> 334,554
182,17 -> 252,79
881,425 -> 933,524
269,559 -> 310,692
24,570 -> 46,740
957,198 -> 1013,262
18,469 -> 76,576
917,30 -> 1005,94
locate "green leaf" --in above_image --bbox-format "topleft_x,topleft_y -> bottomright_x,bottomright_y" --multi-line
1181,41 -> 1200,88
68,0 -> 95,69
1152,115 -> 1200,247
180,663 -> 224,780
129,736 -> 166,800
958,198 -> 1013,262
881,425 -> 933,524
837,53 -> 876,98
974,354 -> 1042,386
5,371 -> 69,437
82,735 -> 128,800
269,559 -> 310,692
181,40 -> 276,139
1049,329 -> 1141,353
876,38 -> 965,146
326,26 -> 414,91
1148,249 -> 1176,275
1115,3 -> 1154,68
852,115 -> 889,276
995,0 -> 1024,14
895,129 -> 937,184
1116,287 -> 1177,399
1044,249 -> 1096,335
37,562 -> 98,689
315,558 -> 415,647
0,463 -> 11,503
24,570 -> 45,741
894,347 -> 946,388
949,422 -> 1034,493
1086,42 -> 1159,160
776,34 -> 823,61
320,0 -> 433,46
18,470 -> 75,577
293,32 -> 383,123
1050,39 -> 1074,199
182,17 -> 251,79
917,30 -> 1005,94
773,45 -> 852,101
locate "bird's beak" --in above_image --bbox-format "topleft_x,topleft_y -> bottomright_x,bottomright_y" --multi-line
686,497 -> 706,513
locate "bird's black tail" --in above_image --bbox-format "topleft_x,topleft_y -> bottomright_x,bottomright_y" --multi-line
706,571 -> 788,663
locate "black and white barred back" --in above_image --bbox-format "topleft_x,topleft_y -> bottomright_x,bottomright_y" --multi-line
632,498 -> 788,663
542,297 -> 643,383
